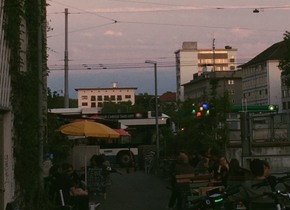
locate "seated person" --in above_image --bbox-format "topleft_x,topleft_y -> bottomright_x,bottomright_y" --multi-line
55,163 -> 89,210
226,159 -> 282,210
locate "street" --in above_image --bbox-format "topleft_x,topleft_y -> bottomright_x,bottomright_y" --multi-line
94,168 -> 171,210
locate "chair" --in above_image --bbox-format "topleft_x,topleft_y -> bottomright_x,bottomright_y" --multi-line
87,167 -> 108,199
58,189 -> 74,210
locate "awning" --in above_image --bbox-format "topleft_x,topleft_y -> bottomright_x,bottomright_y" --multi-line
114,129 -> 130,136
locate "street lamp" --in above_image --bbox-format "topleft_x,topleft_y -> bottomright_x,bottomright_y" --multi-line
145,60 -> 160,160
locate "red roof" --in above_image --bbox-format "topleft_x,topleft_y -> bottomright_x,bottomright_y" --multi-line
159,91 -> 176,102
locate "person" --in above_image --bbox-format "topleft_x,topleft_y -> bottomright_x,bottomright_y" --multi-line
126,148 -> 137,173
263,160 -> 271,178
193,156 -> 210,175
168,152 -> 195,210
226,159 -> 279,210
54,163 -> 89,210
213,155 -> 229,186
226,158 -> 252,188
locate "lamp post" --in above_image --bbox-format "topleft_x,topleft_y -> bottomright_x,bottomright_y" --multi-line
145,60 -> 160,160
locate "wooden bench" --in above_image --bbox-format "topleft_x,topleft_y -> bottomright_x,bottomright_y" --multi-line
175,174 -> 212,209
175,174 -> 210,184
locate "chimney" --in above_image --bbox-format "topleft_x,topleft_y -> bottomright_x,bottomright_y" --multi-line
112,82 -> 118,88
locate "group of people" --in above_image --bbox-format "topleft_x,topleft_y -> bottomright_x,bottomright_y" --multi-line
47,154 -> 114,210
167,149 -> 285,210
48,163 -> 90,210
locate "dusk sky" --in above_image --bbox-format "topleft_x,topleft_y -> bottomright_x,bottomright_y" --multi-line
47,0 -> 290,99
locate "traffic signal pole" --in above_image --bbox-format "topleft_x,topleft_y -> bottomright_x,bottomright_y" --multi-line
241,112 -> 252,167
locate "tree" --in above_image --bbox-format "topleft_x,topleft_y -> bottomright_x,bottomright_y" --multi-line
279,31 -> 290,86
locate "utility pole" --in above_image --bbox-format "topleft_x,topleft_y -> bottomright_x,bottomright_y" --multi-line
38,0 -> 44,186
145,60 -> 160,160
64,8 -> 69,108
212,37 -> 215,71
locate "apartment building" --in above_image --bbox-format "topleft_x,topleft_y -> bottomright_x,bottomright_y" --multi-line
183,70 -> 242,105
175,41 -> 238,101
240,41 -> 286,111
76,82 -> 137,110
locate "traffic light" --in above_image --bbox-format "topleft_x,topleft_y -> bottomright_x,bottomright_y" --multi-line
191,103 -> 196,114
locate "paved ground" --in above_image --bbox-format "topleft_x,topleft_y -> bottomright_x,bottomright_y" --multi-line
93,168 -> 171,210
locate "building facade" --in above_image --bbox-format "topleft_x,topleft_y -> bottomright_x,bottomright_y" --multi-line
240,41 -> 285,111
0,0 -> 14,208
183,70 -> 242,105
175,41 -> 238,101
76,82 -> 137,110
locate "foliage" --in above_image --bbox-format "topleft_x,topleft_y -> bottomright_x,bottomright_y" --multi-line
47,88 -> 78,108
101,93 -> 154,113
163,78 -> 231,156
279,31 -> 290,86
4,0 -> 51,209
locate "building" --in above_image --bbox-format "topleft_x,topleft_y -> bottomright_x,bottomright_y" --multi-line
175,41 -> 238,101
0,2 -> 15,208
183,70 -> 242,105
240,41 -> 286,111
75,82 -> 137,111
0,1 -> 48,208
159,91 -> 176,103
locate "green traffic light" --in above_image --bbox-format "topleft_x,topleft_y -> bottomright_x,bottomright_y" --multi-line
268,105 -> 275,111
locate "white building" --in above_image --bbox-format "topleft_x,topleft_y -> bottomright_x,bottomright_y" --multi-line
76,82 -> 137,111
240,41 -> 285,111
175,41 -> 238,101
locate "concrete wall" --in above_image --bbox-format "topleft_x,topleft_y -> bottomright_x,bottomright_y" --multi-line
226,143 -> 290,173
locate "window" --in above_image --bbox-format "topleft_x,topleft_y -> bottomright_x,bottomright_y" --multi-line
91,96 -> 96,101
82,96 -> 88,100
91,102 -> 96,107
125,95 -> 131,99
97,96 -> 102,101
117,95 -> 122,100
229,58 -> 235,62
98,102 -> 103,107
283,102 -> 287,110
82,102 -> 88,106
111,95 -> 116,100
104,95 -> 109,101
228,80 -> 234,85
228,89 -> 235,95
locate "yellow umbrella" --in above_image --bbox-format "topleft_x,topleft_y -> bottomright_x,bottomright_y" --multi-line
58,120 -> 120,138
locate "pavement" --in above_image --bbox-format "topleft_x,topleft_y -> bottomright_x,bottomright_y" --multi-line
92,167 -> 172,210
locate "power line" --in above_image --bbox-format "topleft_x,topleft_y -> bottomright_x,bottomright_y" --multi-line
47,0 -> 288,36
47,22 -> 117,38
48,61 -> 245,71
48,0 -> 117,22
118,20 -> 285,33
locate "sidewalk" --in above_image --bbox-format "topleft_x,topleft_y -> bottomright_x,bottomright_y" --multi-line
94,168 -> 171,210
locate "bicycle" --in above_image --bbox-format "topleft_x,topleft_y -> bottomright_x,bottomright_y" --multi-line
187,184 -> 241,210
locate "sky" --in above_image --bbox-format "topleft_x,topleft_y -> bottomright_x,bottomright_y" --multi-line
47,0 -> 290,99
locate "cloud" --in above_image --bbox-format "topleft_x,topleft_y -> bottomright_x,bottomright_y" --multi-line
104,30 -> 123,37
230,27 -> 253,38
82,32 -> 95,38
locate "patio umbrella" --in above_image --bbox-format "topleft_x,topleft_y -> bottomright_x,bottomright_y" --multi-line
58,120 -> 120,138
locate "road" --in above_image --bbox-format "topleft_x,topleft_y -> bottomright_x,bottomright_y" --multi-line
93,168 -> 171,210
